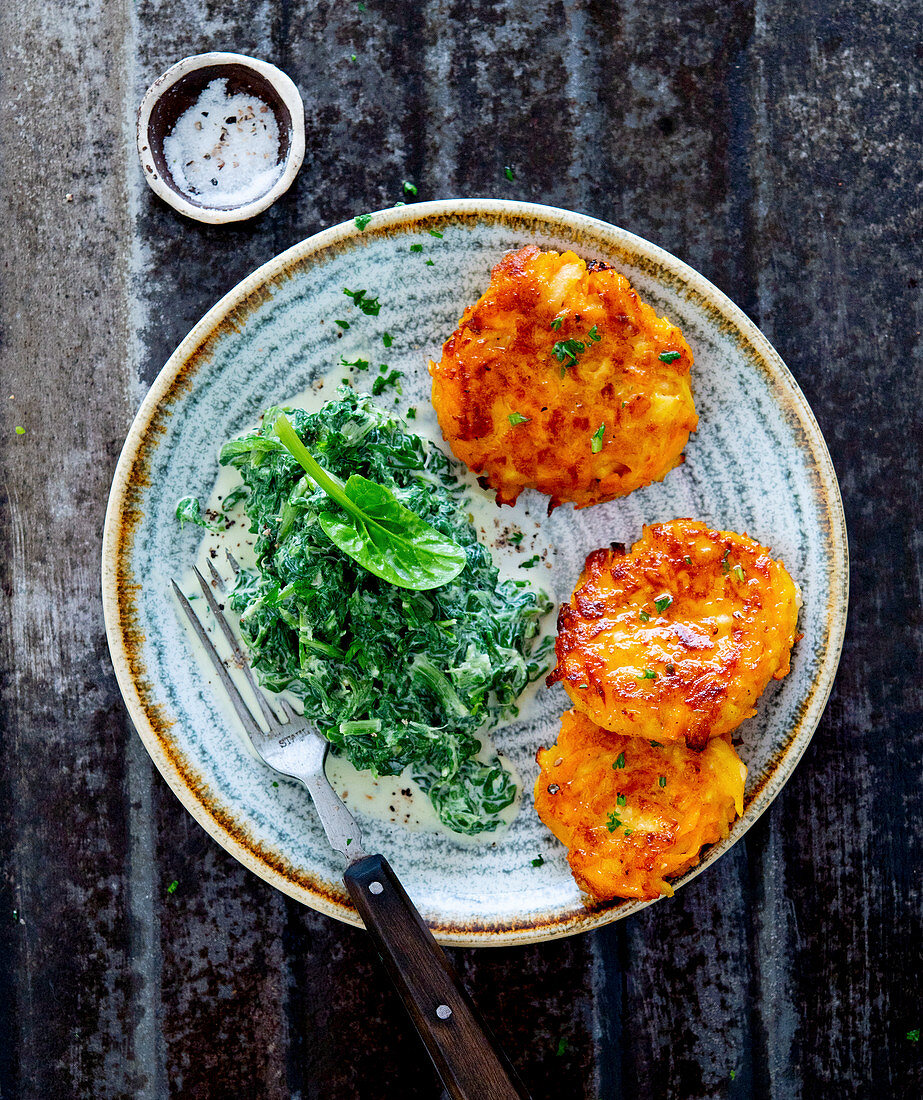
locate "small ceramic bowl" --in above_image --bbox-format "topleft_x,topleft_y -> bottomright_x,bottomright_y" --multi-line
137,52 -> 305,224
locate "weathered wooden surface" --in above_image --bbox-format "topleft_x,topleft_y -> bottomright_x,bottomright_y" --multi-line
0,1 -> 920,1097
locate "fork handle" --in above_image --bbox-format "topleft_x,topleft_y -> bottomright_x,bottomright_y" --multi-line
344,854 -> 531,1100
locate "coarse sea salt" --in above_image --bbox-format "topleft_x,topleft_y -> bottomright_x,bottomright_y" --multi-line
163,78 -> 284,207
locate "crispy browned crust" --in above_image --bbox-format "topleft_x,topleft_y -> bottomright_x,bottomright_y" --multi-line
548,519 -> 800,749
535,710 -> 745,900
429,245 -> 698,509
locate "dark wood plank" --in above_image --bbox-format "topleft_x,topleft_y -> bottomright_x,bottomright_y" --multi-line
0,2 -> 140,1095
448,938 -> 599,1100
581,0 -> 761,301
153,792 -> 291,1099
743,3 -> 923,1096
595,848 -> 758,1099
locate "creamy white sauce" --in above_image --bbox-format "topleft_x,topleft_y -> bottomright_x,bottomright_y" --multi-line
163,78 -> 284,206
180,368 -> 555,844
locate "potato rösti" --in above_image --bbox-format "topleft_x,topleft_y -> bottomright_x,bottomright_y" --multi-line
548,520 -> 800,750
534,709 -> 746,900
429,245 -> 697,509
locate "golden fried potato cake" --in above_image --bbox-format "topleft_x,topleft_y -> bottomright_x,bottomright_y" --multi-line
548,520 -> 800,749
429,245 -> 697,509
534,709 -> 745,900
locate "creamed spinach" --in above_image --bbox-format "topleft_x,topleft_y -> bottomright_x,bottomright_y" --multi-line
212,391 -> 552,834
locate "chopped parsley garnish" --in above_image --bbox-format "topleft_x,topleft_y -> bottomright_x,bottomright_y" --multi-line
623,828 -> 634,837
576,682 -> 589,690
552,338 -> 586,370
550,317 -> 563,330
659,775 -> 667,788
382,332 -> 393,347
616,793 -> 626,806
907,1028 -> 920,1042
520,555 -> 540,569
334,319 -> 350,329
406,407 -> 417,419
271,780 -> 279,787
354,213 -> 372,230
372,369 -> 403,396
402,180 -> 418,196
508,412 -> 530,425
649,740 -> 662,747
654,593 -> 673,613
720,548 -> 732,574
167,880 -> 178,895
659,350 -> 681,363
614,752 -> 626,769
15,426 -> 25,435
552,324 -> 602,375
554,1037 -> 568,1057
732,564 -> 746,582
425,259 -> 435,266
606,812 -> 622,831
343,287 -> 381,315
684,555 -> 692,565
591,424 -> 606,453
409,244 -> 423,252
531,855 -> 545,867
509,531 -> 524,546
730,1070 -> 737,1081
639,610 -> 650,622
504,165 -> 515,181
640,668 -> 657,680
340,356 -> 370,371
428,229 -> 444,238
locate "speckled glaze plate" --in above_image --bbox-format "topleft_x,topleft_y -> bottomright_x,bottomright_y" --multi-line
102,200 -> 848,946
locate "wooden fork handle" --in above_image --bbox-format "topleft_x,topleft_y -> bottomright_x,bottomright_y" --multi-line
344,853 -> 532,1100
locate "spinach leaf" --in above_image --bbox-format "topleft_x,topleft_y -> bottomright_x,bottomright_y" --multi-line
176,495 -> 224,532
221,485 -> 249,513
273,413 -> 466,591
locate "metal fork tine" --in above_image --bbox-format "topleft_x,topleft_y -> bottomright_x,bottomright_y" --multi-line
205,556 -> 225,589
278,697 -> 297,722
173,575 -> 366,863
171,580 -> 264,742
190,566 -> 281,730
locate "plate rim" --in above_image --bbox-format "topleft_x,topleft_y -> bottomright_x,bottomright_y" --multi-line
102,198 -> 849,946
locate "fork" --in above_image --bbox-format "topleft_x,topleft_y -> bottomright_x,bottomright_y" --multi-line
173,561 -> 531,1100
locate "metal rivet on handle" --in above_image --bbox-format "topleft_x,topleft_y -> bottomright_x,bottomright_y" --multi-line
369,881 -> 384,895
436,1004 -> 452,1020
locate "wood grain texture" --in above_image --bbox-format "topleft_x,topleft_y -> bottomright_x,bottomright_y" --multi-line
0,1 -> 138,1095
0,1 -> 920,1098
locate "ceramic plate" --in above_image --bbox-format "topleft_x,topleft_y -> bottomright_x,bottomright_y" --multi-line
102,200 -> 848,946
